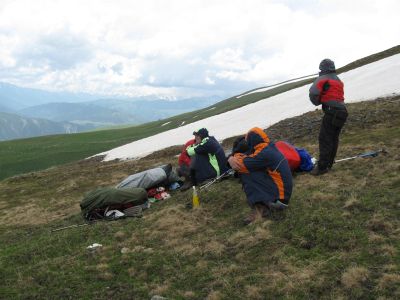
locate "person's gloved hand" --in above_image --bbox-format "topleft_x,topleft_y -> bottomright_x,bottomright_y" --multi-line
228,156 -> 241,171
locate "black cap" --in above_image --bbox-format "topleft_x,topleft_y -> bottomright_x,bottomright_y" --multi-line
319,58 -> 336,72
193,128 -> 209,139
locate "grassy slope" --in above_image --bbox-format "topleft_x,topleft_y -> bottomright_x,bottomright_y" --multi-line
0,96 -> 399,299
0,46 -> 399,181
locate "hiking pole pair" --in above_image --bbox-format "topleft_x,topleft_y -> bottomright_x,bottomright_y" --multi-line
334,149 -> 386,163
199,169 -> 234,191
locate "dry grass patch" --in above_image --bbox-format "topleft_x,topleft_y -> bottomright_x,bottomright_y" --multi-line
367,214 -> 394,234
227,221 -> 272,249
174,242 -> 200,256
0,201 -> 8,210
146,206 -> 221,254
245,285 -> 263,299
127,267 -> 137,277
196,259 -> 208,270
182,291 -> 196,298
150,282 -> 170,296
343,194 -> 362,209
310,191 -> 338,202
377,273 -> 400,293
341,266 -> 369,289
212,264 -> 240,277
368,232 -> 385,243
380,244 -> 396,257
203,240 -> 226,256
114,231 -> 126,240
97,271 -> 114,281
206,290 -> 223,300
95,263 -> 109,272
262,262 -> 317,294
0,202 -> 79,226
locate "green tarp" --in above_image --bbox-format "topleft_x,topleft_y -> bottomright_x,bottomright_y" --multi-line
80,187 -> 148,217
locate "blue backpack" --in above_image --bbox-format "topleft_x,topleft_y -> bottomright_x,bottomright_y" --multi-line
295,148 -> 314,172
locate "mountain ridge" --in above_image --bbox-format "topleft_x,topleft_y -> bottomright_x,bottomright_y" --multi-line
0,45 -> 399,179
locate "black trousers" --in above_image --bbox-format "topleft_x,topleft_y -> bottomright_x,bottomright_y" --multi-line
318,108 -> 348,170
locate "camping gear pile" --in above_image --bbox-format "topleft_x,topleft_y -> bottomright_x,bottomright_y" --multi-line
79,164 -> 181,221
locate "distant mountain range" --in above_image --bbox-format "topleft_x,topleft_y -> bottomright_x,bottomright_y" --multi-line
87,97 -> 220,122
0,82 -> 101,111
18,102 -> 143,126
0,81 -> 222,141
0,111 -> 94,141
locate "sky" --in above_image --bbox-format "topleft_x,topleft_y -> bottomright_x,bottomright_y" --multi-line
99,53 -> 400,161
0,0 -> 399,99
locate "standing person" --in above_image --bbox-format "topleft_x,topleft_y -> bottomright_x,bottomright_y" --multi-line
309,58 -> 348,175
228,127 -> 293,225
180,128 -> 228,191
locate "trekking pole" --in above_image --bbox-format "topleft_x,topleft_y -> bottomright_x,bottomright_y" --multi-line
199,169 -> 234,191
334,149 -> 386,163
51,222 -> 90,232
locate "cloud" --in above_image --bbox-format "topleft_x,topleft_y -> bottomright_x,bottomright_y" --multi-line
15,30 -> 93,70
0,0 -> 399,98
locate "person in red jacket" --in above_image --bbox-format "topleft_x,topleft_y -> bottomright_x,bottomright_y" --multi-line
309,58 -> 348,175
177,139 -> 196,184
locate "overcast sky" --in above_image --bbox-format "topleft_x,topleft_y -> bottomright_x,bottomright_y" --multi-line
0,0 -> 399,99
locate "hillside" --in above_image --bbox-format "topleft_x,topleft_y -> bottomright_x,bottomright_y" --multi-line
0,96 -> 399,299
0,81 -> 100,111
0,45 -> 399,180
18,102 -> 142,128
89,96 -> 221,122
0,111 -> 91,141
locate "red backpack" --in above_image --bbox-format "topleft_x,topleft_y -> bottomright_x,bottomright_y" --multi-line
275,141 -> 301,171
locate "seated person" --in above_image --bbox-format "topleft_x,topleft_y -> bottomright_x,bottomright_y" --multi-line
180,128 -> 228,191
177,138 -> 196,182
228,127 -> 293,224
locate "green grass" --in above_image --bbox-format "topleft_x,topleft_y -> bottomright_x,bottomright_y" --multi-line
0,97 -> 399,299
1,46 -> 399,181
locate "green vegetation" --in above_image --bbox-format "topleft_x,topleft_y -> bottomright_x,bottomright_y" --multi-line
0,97 -> 399,299
1,46 -> 399,180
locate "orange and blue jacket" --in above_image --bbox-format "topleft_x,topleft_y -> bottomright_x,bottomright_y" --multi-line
233,128 -> 293,206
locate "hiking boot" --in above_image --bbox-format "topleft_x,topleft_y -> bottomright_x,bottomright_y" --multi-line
310,167 -> 329,176
243,203 -> 269,225
180,181 -> 192,192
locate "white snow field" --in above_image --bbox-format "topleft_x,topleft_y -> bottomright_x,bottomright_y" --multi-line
97,54 -> 400,161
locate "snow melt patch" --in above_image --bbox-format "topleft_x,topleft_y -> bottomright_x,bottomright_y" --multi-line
236,74 -> 318,98
96,54 -> 400,162
161,121 -> 171,127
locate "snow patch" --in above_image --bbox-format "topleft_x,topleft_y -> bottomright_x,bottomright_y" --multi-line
95,54 -> 400,162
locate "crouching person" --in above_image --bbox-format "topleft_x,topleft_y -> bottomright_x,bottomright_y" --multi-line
180,128 -> 228,191
228,127 -> 293,225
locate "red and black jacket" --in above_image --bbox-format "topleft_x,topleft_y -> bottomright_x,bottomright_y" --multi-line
178,139 -> 195,167
309,73 -> 345,109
